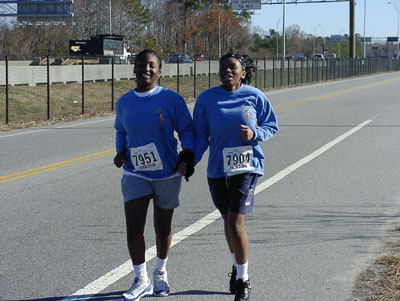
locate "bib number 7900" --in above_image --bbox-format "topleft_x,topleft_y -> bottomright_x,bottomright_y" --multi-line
130,143 -> 163,171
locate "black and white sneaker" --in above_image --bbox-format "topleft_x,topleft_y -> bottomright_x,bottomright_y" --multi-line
228,265 -> 237,294
234,278 -> 251,301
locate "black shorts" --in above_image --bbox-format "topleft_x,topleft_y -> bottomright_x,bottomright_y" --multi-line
207,173 -> 258,215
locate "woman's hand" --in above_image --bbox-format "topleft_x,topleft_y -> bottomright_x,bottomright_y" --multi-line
114,152 -> 126,168
176,161 -> 187,176
174,149 -> 195,181
240,125 -> 255,141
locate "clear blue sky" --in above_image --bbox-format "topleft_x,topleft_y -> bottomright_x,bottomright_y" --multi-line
250,0 -> 400,39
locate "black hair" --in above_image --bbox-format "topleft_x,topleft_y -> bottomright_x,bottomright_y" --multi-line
219,52 -> 256,85
135,49 -> 162,69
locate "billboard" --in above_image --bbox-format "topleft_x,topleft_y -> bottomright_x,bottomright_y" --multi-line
12,0 -> 74,23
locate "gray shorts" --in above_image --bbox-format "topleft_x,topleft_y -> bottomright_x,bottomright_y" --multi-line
121,175 -> 182,209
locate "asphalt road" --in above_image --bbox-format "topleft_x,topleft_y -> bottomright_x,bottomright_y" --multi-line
1,72 -> 400,301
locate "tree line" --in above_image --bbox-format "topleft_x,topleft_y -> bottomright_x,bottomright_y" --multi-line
0,0 -> 369,59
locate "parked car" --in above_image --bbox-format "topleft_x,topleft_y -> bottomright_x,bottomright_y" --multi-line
165,53 -> 193,63
194,54 -> 205,61
313,54 -> 325,60
327,53 -> 336,58
297,54 -> 307,61
285,55 -> 295,60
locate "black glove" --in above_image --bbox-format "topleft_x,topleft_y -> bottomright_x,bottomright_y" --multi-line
174,149 -> 195,181
114,151 -> 126,168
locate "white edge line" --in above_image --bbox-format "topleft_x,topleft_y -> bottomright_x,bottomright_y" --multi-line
255,119 -> 372,194
63,210 -> 221,300
0,117 -> 115,139
62,119 -> 372,300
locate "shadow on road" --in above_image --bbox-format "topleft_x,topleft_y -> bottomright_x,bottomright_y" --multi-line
22,289 -> 231,300
170,290 -> 232,296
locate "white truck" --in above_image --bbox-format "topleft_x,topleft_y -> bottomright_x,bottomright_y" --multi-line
69,34 -> 132,64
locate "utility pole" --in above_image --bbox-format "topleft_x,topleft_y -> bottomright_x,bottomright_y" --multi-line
218,2 -> 221,58
349,0 -> 356,58
282,0 -> 286,61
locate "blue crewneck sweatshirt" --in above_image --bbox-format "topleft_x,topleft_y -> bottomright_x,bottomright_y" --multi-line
114,86 -> 195,180
193,84 -> 278,178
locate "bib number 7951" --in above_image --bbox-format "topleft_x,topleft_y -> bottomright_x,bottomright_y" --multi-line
130,143 -> 163,171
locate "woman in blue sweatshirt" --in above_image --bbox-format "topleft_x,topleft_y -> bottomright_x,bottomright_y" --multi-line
114,49 -> 195,300
193,53 -> 278,301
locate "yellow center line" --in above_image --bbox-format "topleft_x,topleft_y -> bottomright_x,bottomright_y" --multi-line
0,149 -> 115,184
2,76 -> 400,184
274,77 -> 400,111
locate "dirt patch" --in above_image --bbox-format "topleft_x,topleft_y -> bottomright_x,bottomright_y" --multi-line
352,227 -> 400,301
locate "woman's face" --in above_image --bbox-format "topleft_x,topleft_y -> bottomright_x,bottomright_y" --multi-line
219,57 -> 246,91
134,52 -> 161,92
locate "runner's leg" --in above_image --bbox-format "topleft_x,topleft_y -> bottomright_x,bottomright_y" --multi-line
153,204 -> 174,259
124,195 -> 152,264
227,212 -> 248,264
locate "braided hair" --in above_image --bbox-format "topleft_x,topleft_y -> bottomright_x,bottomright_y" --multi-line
135,49 -> 162,69
219,52 -> 256,85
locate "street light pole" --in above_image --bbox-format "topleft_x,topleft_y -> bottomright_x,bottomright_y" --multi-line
363,0 -> 366,58
339,29 -> 345,58
388,1 -> 399,58
276,16 -> 282,59
109,0 -> 112,35
282,0 -> 286,60
313,24 -> 321,56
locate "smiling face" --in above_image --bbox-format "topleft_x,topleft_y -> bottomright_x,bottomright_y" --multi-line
134,52 -> 162,92
219,57 -> 246,91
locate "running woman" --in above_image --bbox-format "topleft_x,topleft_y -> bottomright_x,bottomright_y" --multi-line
193,52 -> 278,301
114,49 -> 195,300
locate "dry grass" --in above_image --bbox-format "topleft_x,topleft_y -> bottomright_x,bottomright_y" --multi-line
0,75 -> 222,129
352,227 -> 400,301
0,68 -> 306,130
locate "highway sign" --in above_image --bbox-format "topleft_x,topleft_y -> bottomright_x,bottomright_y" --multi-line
330,35 -> 342,43
360,37 -> 372,42
231,0 -> 261,10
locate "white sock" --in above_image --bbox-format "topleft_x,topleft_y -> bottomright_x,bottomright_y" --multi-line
231,252 -> 237,268
133,263 -> 148,282
154,256 -> 168,272
236,261 -> 249,281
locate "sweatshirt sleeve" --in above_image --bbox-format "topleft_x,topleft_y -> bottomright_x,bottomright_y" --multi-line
114,100 -> 127,153
252,93 -> 279,142
174,96 -> 195,152
193,96 -> 210,165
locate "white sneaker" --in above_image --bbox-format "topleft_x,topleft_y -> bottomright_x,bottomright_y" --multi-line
122,277 -> 153,300
153,270 -> 170,297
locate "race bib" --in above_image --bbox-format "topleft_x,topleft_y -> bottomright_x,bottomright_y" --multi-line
130,143 -> 163,171
223,145 -> 254,176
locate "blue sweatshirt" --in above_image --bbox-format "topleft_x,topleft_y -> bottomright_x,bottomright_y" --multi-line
114,86 -> 195,180
193,84 -> 278,178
